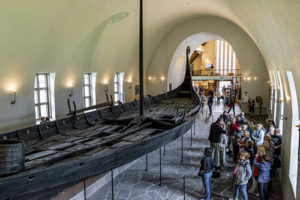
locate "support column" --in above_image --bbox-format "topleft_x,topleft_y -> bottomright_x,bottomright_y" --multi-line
139,0 -> 144,116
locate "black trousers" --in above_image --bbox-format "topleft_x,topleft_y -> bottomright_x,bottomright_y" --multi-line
208,104 -> 212,115
228,103 -> 235,115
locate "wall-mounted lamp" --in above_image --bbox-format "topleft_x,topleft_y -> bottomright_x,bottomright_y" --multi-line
148,76 -> 152,81
280,115 -> 287,120
247,77 -> 251,81
8,85 -> 16,104
127,77 -> 132,84
103,79 -> 109,92
66,81 -> 73,97
160,76 -> 165,81
254,77 -> 258,80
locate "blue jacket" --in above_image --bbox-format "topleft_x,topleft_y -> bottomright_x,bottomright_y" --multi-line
253,158 -> 271,183
200,156 -> 214,174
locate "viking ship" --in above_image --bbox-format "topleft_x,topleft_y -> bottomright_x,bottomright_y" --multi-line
0,46 -> 202,200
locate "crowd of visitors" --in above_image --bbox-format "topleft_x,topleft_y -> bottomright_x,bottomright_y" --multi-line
199,105 -> 282,200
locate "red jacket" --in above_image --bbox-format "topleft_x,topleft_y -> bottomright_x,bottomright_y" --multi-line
229,123 -> 239,136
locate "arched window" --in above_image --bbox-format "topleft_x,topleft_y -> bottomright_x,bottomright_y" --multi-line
286,71 -> 299,196
272,71 -> 278,123
277,71 -> 284,134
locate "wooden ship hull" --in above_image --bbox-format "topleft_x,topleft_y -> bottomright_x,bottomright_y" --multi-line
0,47 -> 202,200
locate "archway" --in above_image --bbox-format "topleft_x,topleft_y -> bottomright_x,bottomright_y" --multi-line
146,16 -> 269,111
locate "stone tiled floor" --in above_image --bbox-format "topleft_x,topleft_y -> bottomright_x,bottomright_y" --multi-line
88,103 -> 283,200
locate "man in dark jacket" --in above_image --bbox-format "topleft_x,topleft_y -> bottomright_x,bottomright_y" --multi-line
199,148 -> 214,200
219,110 -> 230,124
209,118 -> 226,169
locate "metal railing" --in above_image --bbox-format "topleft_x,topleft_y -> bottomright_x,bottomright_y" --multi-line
192,69 -> 241,76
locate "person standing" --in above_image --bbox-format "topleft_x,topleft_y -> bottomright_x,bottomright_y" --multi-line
208,94 -> 213,116
253,154 -> 271,200
228,118 -> 239,155
208,118 -> 226,169
248,98 -> 255,118
252,124 -> 265,148
198,148 -> 214,200
219,131 -> 227,170
233,151 -> 252,200
233,126 -> 244,163
228,95 -> 236,116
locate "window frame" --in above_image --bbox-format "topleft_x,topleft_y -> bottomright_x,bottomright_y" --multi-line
83,73 -> 93,108
34,73 -> 51,120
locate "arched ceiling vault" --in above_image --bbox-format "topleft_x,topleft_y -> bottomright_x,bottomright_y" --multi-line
144,0 -> 300,73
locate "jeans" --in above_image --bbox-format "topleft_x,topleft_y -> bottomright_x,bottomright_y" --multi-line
210,142 -> 220,167
220,149 -> 226,167
234,184 -> 248,200
202,171 -> 212,200
258,182 -> 269,200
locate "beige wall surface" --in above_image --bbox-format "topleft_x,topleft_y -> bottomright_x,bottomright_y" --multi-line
0,0 -> 300,199
0,0 -> 139,132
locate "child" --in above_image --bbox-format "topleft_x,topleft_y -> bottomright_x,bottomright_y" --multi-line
244,140 -> 255,166
253,154 -> 271,200
198,148 -> 214,200
233,151 -> 252,200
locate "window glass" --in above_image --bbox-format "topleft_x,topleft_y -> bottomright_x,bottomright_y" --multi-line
84,86 -> 90,97
40,104 -> 48,117
39,90 -> 48,103
38,74 -> 47,88
34,91 -> 38,103
84,74 -> 89,85
85,98 -> 90,107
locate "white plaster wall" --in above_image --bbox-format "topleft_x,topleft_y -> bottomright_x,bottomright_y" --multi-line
0,0 -> 139,132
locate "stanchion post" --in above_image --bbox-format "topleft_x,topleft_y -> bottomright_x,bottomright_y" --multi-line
159,147 -> 162,186
190,128 -> 193,146
83,179 -> 86,200
183,176 -> 186,200
145,154 -> 148,172
111,169 -> 114,200
181,136 -> 184,163
193,121 -> 196,135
